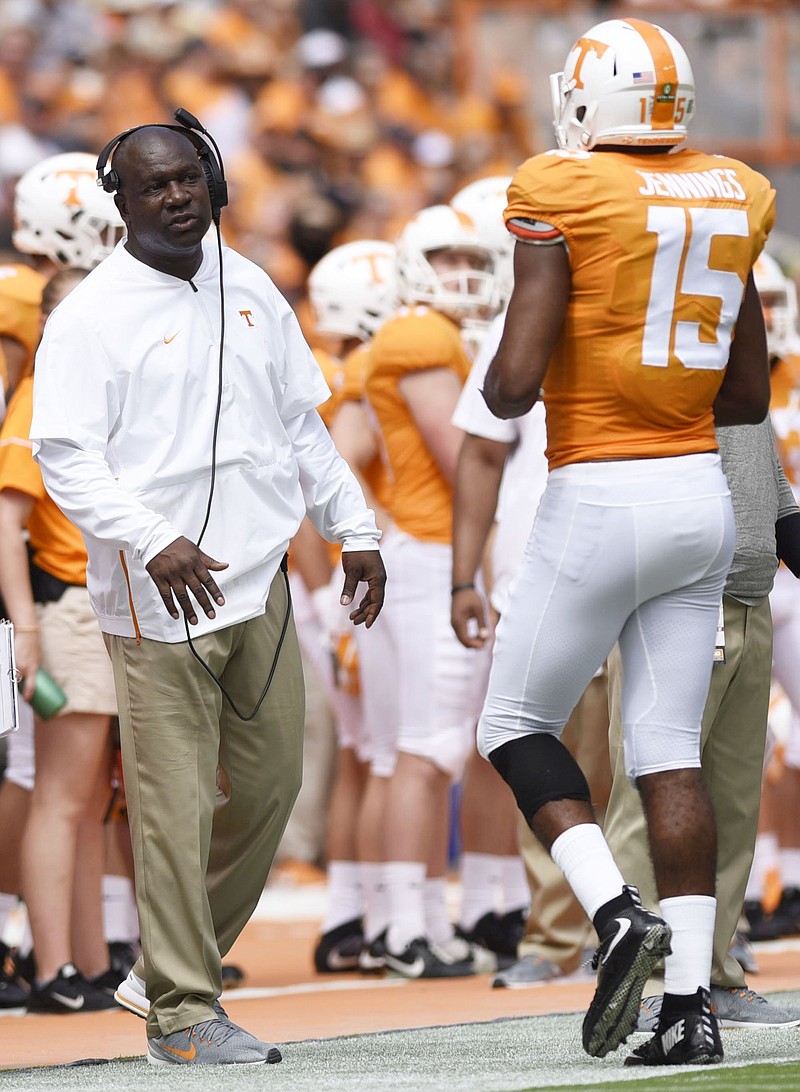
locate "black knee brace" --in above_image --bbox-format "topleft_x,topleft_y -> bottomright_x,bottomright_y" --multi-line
489,733 -> 591,822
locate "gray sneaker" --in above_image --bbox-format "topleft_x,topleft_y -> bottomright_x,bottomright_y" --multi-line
711,986 -> 800,1029
636,994 -> 663,1032
491,955 -> 565,988
118,971 -> 280,1062
638,987 -> 800,1032
147,1018 -> 267,1066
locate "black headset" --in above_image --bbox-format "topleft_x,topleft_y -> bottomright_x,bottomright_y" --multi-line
95,107 -> 229,223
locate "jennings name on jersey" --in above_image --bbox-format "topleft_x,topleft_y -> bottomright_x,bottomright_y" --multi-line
505,147 -> 776,469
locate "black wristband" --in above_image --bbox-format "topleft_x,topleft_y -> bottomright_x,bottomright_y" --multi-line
451,582 -> 476,596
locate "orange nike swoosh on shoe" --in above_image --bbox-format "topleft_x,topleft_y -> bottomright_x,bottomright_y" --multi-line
160,1042 -> 196,1061
163,332 -> 180,344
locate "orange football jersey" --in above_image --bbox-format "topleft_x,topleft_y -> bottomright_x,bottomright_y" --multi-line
366,306 -> 470,544
769,353 -> 800,489
0,377 -> 87,586
505,147 -> 776,469
0,264 -> 45,391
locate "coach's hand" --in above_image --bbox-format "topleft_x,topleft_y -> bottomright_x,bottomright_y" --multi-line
339,549 -> 387,628
146,536 -> 228,624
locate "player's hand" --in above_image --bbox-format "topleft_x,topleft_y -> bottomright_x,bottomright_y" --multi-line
146,536 -> 228,624
339,549 -> 386,628
451,587 -> 490,649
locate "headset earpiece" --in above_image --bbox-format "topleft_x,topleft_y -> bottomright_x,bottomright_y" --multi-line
95,113 -> 228,219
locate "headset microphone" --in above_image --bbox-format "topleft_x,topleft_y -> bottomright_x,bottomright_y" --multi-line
173,107 -> 204,131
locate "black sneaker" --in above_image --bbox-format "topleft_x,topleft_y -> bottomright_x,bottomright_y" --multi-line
766,887 -> 800,938
27,963 -> 120,1013
108,940 -> 140,979
582,886 -> 672,1058
313,917 -> 363,973
458,909 -> 526,970
0,942 -> 29,1009
743,898 -> 784,942
383,936 -> 474,979
358,930 -> 387,974
626,987 -> 723,1066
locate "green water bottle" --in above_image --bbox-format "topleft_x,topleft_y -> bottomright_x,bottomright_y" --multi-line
25,668 -> 67,720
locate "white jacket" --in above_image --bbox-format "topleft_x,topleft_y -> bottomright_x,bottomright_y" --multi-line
31,240 -> 379,641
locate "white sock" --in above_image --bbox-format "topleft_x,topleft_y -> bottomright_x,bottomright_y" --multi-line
459,852 -> 502,931
745,832 -> 779,901
361,862 -> 390,944
779,848 -> 800,889
385,861 -> 426,953
103,874 -> 139,943
322,861 -> 363,933
550,823 -> 627,921
500,854 -> 531,917
424,877 -> 453,946
0,892 -> 18,943
661,894 -> 716,995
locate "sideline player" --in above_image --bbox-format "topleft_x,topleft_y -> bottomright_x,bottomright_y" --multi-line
478,18 -> 774,1066
361,204 -> 497,977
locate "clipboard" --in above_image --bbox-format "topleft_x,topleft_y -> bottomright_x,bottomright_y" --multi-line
0,619 -> 20,738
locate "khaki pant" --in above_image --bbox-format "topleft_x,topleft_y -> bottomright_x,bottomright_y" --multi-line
106,571 -> 304,1037
519,671 -> 612,971
604,595 -> 772,989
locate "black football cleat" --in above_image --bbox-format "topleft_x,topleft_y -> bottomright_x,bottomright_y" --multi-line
582,886 -> 672,1058
626,987 -> 723,1066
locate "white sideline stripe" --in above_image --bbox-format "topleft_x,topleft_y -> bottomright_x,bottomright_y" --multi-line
0,978 -> 408,1018
218,979 -> 408,1001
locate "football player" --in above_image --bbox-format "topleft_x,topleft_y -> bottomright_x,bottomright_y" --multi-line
478,17 -> 773,1065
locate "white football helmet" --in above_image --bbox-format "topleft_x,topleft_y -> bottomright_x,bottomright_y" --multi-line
753,252 -> 800,360
551,18 -> 696,152
13,152 -> 125,269
308,240 -> 397,342
450,176 -> 513,310
395,204 -> 496,322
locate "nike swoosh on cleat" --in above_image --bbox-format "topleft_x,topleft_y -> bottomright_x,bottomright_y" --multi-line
51,992 -> 85,1010
160,1042 -> 196,1061
601,917 -> 632,964
387,955 -> 426,977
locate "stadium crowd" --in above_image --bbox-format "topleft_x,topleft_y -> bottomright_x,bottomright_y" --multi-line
0,0 -> 800,1072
